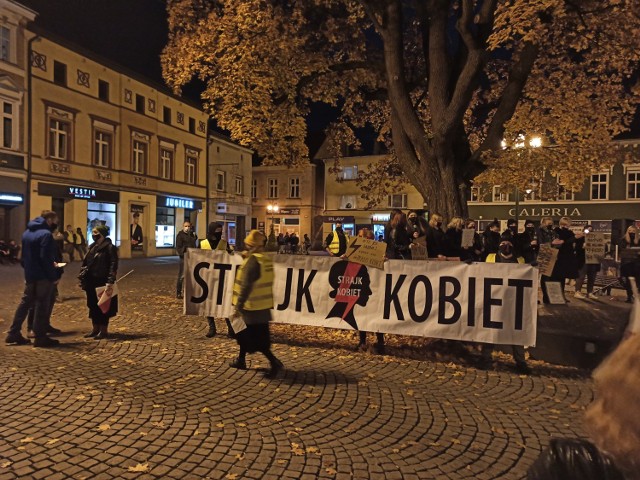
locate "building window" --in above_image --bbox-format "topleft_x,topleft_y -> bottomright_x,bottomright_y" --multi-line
628,170 -> 640,199
159,148 -> 173,180
556,177 -> 574,201
289,177 -> 300,198
93,130 -> 112,168
251,178 -> 257,199
216,170 -> 226,191
135,94 -> 145,114
492,186 -> 509,202
155,206 -> 175,248
186,156 -> 197,185
268,178 -> 278,198
590,172 -> 608,200
0,26 -> 10,62
235,176 -> 243,195
340,195 -> 356,209
98,80 -> 109,101
188,117 -> 196,134
387,194 -> 407,208
53,61 -> 67,86
132,139 -> 147,174
48,118 -> 70,160
1,101 -> 15,149
469,186 -> 480,203
163,106 -> 171,125
339,165 -> 358,180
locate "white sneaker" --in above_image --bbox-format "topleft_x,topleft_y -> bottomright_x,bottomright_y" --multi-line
574,292 -> 586,299
587,293 -> 598,300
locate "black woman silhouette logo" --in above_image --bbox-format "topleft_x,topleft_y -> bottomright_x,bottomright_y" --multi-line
326,261 -> 372,330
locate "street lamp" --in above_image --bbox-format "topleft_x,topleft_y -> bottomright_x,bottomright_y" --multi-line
267,204 -> 279,231
513,136 -> 542,228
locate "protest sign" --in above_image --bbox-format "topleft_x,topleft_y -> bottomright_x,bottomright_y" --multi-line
344,236 -> 387,269
461,229 -> 475,248
185,251 -> 539,346
537,244 -> 558,277
585,232 -> 606,265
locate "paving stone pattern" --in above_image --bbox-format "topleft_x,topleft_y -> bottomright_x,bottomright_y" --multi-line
0,258 -> 594,479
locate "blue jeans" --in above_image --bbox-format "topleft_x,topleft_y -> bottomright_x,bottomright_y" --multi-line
10,280 -> 55,339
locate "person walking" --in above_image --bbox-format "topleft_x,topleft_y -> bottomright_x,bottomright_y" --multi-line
175,221 -> 197,299
325,222 -> 350,257
551,217 -> 583,300
75,227 -> 87,258
80,225 -> 118,339
200,222 -> 235,337
5,210 -> 61,347
574,225 -> 601,300
480,238 -> 531,374
229,230 -> 283,379
63,224 -> 76,262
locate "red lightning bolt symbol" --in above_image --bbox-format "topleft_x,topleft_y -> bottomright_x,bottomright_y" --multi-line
335,262 -> 362,321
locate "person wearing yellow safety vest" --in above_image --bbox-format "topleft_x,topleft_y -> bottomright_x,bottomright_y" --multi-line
324,222 -> 349,257
229,230 -> 283,379
199,222 -> 235,338
479,238 -> 532,375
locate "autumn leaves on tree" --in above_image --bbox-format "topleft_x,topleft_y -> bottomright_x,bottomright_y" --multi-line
162,0 -> 640,219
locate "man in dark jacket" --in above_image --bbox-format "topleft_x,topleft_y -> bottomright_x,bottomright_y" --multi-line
175,221 -> 197,299
6,211 -> 61,347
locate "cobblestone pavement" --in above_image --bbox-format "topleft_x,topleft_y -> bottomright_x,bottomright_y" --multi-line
0,258 -> 593,480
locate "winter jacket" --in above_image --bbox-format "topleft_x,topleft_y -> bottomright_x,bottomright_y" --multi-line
82,238 -> 118,286
425,225 -> 446,258
551,227 -> 579,280
20,217 -> 58,283
176,230 -> 197,257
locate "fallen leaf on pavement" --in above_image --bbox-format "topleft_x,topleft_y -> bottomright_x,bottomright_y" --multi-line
128,462 -> 149,473
97,424 -> 111,432
46,439 -> 60,445
20,437 -> 34,443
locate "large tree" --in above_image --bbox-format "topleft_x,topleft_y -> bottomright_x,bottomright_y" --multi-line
162,0 -> 640,219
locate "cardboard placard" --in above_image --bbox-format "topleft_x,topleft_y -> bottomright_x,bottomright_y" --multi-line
410,237 -> 428,260
585,232 -> 606,265
344,236 -> 387,269
545,281 -> 566,304
537,244 -> 558,277
461,229 -> 475,248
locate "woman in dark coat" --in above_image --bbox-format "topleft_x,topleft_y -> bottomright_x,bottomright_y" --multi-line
551,217 -> 583,298
80,225 -> 118,339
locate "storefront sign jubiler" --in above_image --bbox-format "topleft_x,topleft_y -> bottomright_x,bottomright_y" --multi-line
166,197 -> 194,209
507,207 -> 582,217
184,250 -> 538,346
0,193 -> 24,204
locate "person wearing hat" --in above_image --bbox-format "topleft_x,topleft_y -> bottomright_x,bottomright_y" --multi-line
230,230 -> 283,379
80,224 -> 118,340
199,222 -> 235,338
480,237 -> 531,374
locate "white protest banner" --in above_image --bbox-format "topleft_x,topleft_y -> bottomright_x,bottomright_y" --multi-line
345,236 -> 387,269
185,251 -> 539,346
585,232 -> 606,265
461,229 -> 475,248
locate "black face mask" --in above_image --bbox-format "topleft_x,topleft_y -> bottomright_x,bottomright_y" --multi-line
92,234 -> 101,242
499,245 -> 512,255
213,232 -> 222,240
335,227 -> 343,234
630,234 -> 636,242
409,217 -> 417,224
436,222 -> 442,228
546,225 -> 553,230
509,225 -> 517,233
50,223 -> 58,232
525,226 -> 535,233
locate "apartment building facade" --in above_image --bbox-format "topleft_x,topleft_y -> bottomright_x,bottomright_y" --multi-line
251,163 -> 323,243
27,30 -> 208,257
0,0 -> 35,242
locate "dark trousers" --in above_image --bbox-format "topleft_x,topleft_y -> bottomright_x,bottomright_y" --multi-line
177,257 -> 185,295
64,243 -> 75,261
75,244 -> 87,259
10,280 -> 55,339
575,264 -> 599,294
481,343 -> 526,365
27,286 -> 57,331
358,331 -> 385,346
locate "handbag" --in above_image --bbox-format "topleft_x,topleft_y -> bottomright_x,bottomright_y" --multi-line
77,265 -> 89,289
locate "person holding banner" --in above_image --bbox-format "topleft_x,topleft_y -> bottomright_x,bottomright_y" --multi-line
80,225 -> 118,340
230,230 -> 283,379
425,213 -> 446,259
325,222 -> 349,257
574,225 -> 600,300
481,239 -> 531,374
551,217 -> 583,301
200,222 -> 235,338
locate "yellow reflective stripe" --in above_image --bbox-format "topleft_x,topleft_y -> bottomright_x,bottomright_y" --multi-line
232,253 -> 274,310
200,239 -> 211,250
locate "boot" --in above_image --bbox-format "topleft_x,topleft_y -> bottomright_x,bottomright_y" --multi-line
229,356 -> 247,369
94,325 -> 109,340
206,317 -> 217,338
84,323 -> 100,338
264,353 -> 283,379
225,319 -> 236,339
